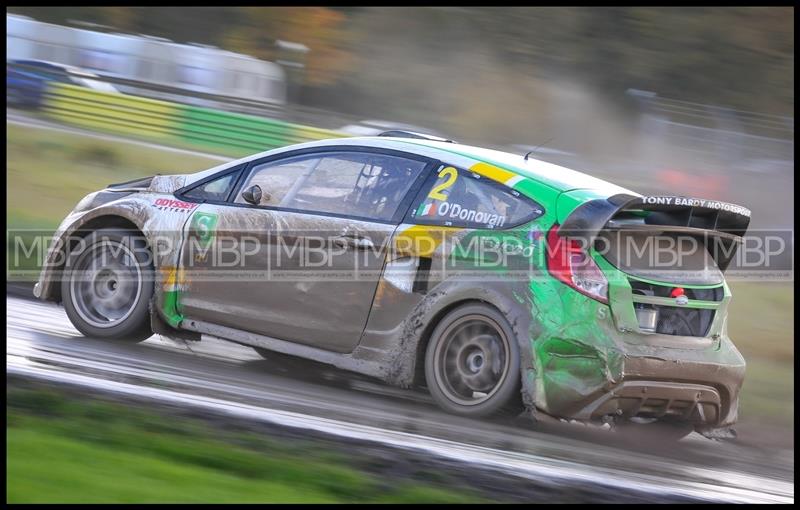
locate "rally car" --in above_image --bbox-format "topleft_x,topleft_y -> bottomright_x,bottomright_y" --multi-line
34,131 -> 750,439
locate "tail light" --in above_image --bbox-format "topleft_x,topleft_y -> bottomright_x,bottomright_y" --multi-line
546,225 -> 608,304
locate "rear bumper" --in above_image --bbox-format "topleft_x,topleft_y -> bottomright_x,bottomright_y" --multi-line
534,334 -> 746,427
571,379 -> 731,425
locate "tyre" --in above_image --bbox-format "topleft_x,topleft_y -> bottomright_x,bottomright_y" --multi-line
424,303 -> 521,417
62,228 -> 154,342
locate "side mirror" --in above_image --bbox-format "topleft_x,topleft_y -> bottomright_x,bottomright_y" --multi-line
241,184 -> 263,205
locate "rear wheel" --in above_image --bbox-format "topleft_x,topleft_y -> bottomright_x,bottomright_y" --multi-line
424,303 -> 521,418
62,228 -> 154,342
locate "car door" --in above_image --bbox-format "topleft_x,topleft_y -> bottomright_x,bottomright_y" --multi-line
177,147 -> 434,353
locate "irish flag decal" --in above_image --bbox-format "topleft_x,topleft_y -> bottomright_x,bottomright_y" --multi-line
417,202 -> 438,217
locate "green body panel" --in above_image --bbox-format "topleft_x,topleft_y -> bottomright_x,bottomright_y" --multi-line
162,290 -> 183,328
624,272 -> 727,289
511,179 -> 562,211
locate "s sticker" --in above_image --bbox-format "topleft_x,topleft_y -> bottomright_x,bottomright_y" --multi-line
190,212 -> 219,249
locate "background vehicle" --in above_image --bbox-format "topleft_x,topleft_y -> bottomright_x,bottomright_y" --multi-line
35,132 -> 749,439
7,59 -> 119,108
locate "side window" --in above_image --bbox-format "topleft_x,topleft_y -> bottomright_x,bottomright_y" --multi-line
234,155 -> 317,207
236,151 -> 428,222
410,166 -> 543,229
285,152 -> 427,221
183,171 -> 238,202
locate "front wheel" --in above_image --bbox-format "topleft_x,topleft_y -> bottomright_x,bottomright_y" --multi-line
62,228 -> 154,342
424,303 -> 521,418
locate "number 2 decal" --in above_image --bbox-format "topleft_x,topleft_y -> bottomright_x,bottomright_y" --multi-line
427,166 -> 458,201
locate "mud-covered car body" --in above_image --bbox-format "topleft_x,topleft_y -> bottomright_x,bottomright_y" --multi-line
35,135 -> 750,432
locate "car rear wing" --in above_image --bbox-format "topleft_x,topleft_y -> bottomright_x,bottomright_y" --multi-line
558,194 -> 751,271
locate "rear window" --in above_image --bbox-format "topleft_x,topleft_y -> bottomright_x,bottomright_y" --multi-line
409,165 -> 543,229
596,230 -> 724,285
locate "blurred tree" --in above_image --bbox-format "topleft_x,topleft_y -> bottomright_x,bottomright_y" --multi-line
221,7 -> 356,87
455,7 -> 794,116
91,6 -> 138,32
7,6 -> 793,117
131,7 -> 237,46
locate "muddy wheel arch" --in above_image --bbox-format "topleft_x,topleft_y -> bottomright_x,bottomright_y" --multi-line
37,211 -> 150,303
378,279 -> 538,412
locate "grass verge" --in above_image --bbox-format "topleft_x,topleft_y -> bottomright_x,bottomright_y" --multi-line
7,122 -> 224,230
7,382 -> 483,503
7,122 -> 225,279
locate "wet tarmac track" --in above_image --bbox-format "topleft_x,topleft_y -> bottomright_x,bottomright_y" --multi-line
6,295 -> 794,503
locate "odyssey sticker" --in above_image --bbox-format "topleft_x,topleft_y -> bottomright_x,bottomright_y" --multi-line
154,198 -> 198,213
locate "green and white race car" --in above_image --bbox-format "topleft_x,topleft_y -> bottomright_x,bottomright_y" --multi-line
35,131 -> 750,439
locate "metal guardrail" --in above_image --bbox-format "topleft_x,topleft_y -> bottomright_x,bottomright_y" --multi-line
43,83 -> 182,140
627,90 -> 794,173
84,71 -> 367,131
41,82 -> 348,156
